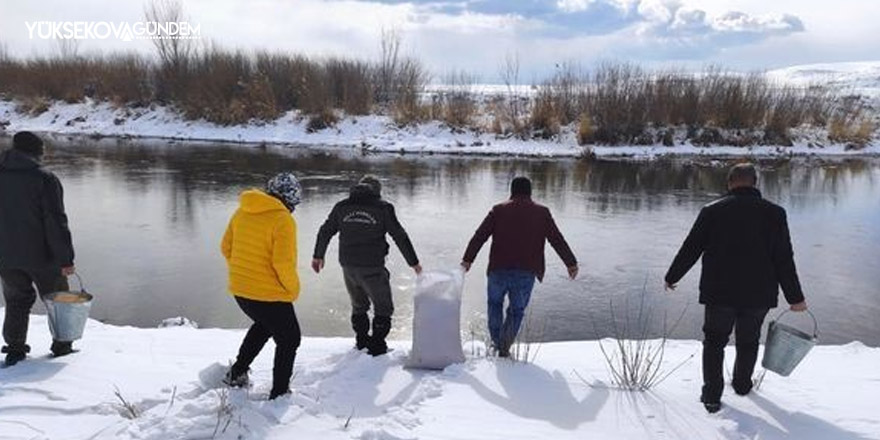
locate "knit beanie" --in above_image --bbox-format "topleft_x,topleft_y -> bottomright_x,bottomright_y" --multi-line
266,172 -> 303,210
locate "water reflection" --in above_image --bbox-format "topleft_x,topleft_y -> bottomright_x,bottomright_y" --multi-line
1,136 -> 878,346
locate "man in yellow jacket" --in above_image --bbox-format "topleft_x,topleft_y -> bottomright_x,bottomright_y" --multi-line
220,172 -> 302,400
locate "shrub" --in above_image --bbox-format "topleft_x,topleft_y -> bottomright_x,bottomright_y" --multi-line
529,95 -> 560,139
16,96 -> 51,116
591,287 -> 692,391
390,58 -> 430,126
325,57 -> 373,115
576,113 -> 594,145
306,108 -> 339,133
829,115 -> 876,149
440,70 -> 477,130
242,74 -> 280,122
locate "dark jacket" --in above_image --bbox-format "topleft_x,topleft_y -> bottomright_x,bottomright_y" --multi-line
462,196 -> 577,281
665,187 -> 804,308
313,184 -> 419,268
0,149 -> 75,270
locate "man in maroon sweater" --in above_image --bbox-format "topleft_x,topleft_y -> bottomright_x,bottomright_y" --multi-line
461,177 -> 578,357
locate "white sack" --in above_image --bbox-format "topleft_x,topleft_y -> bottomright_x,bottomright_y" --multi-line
406,269 -> 466,369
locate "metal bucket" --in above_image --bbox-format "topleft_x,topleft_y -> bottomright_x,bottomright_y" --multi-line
761,310 -> 818,377
43,274 -> 93,342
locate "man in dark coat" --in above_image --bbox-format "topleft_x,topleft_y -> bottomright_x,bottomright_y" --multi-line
0,132 -> 77,366
312,175 -> 421,356
665,163 -> 808,413
461,176 -> 578,357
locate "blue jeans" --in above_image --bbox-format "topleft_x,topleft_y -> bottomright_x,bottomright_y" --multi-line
487,270 -> 536,350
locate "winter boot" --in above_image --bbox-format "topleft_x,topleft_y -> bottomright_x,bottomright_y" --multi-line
269,388 -> 291,400
732,379 -> 754,396
368,316 -> 391,356
223,367 -> 250,388
703,402 -> 722,414
351,313 -> 371,351
700,394 -> 722,414
2,345 -> 30,367
497,345 -> 511,358
50,341 -> 75,357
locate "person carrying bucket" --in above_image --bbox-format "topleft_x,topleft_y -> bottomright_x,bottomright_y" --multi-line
0,132 -> 77,367
664,163 -> 808,414
220,172 -> 303,400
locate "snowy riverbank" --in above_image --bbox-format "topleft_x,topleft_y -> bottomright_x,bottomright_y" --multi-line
1,99 -> 878,159
1,311 -> 878,440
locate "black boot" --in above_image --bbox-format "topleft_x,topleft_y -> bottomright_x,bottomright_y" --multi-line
368,316 -> 391,356
223,367 -> 250,388
50,341 -> 74,357
269,388 -> 291,400
351,313 -> 371,351
2,345 -> 30,367
732,379 -> 754,396
700,394 -> 723,414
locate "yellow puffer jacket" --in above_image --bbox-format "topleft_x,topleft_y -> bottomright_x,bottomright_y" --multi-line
221,189 -> 300,302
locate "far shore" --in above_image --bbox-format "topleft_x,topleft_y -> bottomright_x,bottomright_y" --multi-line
2,99 -> 878,160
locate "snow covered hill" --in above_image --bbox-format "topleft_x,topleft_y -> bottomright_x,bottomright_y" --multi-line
769,61 -> 880,99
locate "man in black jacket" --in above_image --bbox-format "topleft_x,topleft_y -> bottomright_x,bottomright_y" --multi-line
665,163 -> 807,414
0,132 -> 77,366
312,175 -> 421,356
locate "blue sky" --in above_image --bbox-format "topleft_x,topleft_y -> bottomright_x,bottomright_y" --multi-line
1,0 -> 878,81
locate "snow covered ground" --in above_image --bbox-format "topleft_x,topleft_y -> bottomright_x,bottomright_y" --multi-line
1,98 -> 877,159
1,310 -> 878,440
768,61 -> 880,99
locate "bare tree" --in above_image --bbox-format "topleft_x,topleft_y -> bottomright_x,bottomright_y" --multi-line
144,0 -> 193,71
499,51 -> 522,121
376,27 -> 401,104
144,0 -> 194,101
391,57 -> 430,125
0,40 -> 8,62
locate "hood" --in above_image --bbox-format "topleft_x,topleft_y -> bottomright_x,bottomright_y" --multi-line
0,148 -> 41,171
729,186 -> 762,198
349,183 -> 380,202
239,189 -> 289,214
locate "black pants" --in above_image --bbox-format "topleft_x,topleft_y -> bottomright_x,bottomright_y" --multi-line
231,297 -> 301,394
1,268 -> 69,352
702,305 -> 769,403
342,266 -> 394,317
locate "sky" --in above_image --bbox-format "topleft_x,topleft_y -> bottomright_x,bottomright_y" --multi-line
1,0 -> 878,82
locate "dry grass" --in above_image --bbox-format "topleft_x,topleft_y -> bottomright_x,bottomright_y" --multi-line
577,113 -> 594,145
440,70 -> 478,130
0,41 -> 873,145
529,89 -> 562,139
591,284 -> 692,391
829,116 -> 876,148
508,310 -> 546,364
0,44 -> 380,125
113,386 -> 140,419
390,58 -> 430,126
306,108 -> 339,133
530,62 -> 866,146
211,388 -> 234,439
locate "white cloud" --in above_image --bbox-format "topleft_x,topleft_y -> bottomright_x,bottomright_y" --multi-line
0,0 -> 877,79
